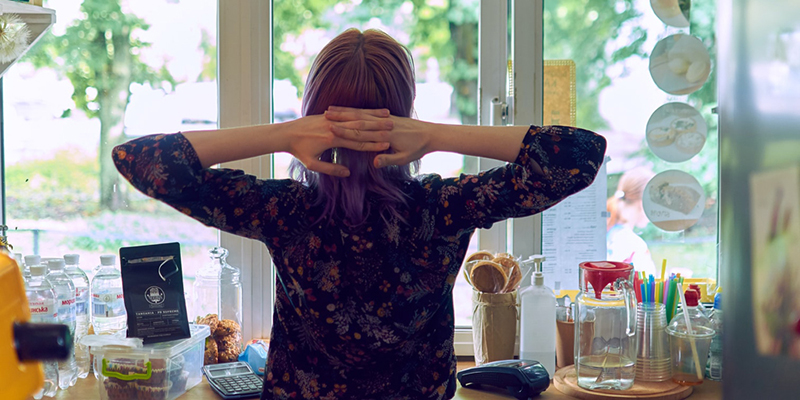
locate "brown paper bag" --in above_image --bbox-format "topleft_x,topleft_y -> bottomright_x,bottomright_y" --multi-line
556,320 -> 575,368
472,290 -> 518,365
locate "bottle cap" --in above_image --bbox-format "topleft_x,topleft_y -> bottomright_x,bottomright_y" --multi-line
100,255 -> 117,266
13,322 -> 72,362
63,254 -> 80,265
713,290 -> 722,310
684,288 -> 699,307
24,255 -> 41,267
30,265 -> 47,276
47,259 -> 65,270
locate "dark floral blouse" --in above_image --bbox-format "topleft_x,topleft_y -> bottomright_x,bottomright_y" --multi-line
114,125 -> 606,400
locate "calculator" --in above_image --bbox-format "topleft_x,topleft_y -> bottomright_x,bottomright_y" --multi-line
203,362 -> 264,399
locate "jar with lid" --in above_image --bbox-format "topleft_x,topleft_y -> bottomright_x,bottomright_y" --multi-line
192,247 -> 243,349
573,261 -> 638,390
217,247 -> 243,350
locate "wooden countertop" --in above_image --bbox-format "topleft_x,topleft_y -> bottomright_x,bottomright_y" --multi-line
51,362 -> 722,399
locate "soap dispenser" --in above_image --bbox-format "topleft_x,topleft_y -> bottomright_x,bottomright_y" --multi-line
519,255 -> 556,377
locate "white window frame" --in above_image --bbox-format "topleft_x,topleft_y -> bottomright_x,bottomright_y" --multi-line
217,0 -> 274,342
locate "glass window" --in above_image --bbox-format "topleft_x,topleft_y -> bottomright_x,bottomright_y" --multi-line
3,0 -> 219,315
271,0 -> 480,327
543,0 -> 718,279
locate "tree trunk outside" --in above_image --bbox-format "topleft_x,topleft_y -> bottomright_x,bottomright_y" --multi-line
449,19 -> 479,174
98,25 -> 134,211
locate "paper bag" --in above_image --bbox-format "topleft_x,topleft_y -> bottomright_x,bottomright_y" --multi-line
472,290 -> 518,365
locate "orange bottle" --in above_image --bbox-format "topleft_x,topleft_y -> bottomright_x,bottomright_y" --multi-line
0,251 -> 44,400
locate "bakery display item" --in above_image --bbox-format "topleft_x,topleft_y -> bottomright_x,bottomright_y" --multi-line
204,336 -> 219,365
675,131 -> 705,154
670,117 -> 697,135
103,380 -> 137,400
649,182 -> 701,215
196,313 -> 219,334
469,260 -> 509,294
214,319 -> 240,339
465,250 -> 494,263
492,254 -> 521,293
135,381 -> 172,400
647,126 -> 676,147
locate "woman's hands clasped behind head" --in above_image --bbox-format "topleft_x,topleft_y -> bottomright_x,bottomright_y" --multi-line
326,106 -> 432,169
286,108 -> 393,177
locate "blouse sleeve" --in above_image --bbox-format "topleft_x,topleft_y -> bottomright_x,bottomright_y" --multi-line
112,133 -> 311,245
423,125 -> 606,236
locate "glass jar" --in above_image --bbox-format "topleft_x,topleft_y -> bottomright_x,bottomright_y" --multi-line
192,249 -> 222,321
574,261 -> 638,390
217,247 -> 243,351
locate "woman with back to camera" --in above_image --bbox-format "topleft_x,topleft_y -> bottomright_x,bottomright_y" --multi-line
114,29 -> 606,400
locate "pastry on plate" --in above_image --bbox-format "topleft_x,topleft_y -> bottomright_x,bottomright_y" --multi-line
675,131 -> 705,154
647,126 -> 676,147
649,182 -> 701,215
670,117 -> 697,135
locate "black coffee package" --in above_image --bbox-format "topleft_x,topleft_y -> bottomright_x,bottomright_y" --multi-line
120,242 -> 190,344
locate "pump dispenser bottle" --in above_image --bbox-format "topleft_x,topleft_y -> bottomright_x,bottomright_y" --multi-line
519,255 -> 556,377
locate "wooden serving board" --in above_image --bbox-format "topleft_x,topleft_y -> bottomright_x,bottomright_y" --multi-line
553,366 -> 693,400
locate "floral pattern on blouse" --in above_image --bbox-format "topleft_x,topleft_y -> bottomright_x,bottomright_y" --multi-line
113,125 -> 606,400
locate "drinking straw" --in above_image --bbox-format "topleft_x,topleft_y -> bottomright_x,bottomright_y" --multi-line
666,278 -> 677,322
677,283 -> 704,380
634,274 -> 642,303
661,259 -> 667,281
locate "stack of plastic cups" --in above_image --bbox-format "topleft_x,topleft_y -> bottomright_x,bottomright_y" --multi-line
635,303 -> 672,382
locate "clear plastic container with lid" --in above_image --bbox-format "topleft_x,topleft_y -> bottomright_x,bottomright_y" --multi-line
84,324 -> 210,400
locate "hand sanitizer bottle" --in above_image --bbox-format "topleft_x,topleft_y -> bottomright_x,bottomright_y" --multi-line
519,255 -> 556,377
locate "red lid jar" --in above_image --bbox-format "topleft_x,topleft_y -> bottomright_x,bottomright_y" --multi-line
579,261 -> 634,300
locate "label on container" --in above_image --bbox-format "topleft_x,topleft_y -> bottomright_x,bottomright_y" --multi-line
92,292 -> 125,318
29,300 -> 57,319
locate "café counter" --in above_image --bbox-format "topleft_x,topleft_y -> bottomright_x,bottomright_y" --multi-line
53,361 -> 722,400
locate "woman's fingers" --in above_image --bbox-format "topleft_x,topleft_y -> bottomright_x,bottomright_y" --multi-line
373,153 -> 409,168
304,159 -> 351,178
325,109 -> 390,123
333,137 -> 391,152
327,106 -> 390,118
330,124 -> 391,142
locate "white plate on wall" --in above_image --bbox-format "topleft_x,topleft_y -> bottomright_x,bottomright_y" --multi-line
651,0 -> 691,28
646,102 -> 707,163
643,170 -> 706,232
649,34 -> 711,95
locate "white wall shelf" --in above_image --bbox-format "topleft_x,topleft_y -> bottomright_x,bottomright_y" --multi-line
0,0 -> 55,79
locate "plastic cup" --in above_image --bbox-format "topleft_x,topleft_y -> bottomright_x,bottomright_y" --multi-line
666,325 -> 714,386
635,303 -> 672,382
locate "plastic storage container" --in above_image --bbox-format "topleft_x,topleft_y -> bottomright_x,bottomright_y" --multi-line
86,324 -> 210,400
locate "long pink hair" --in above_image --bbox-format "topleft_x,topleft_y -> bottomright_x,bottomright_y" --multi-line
289,29 -> 420,227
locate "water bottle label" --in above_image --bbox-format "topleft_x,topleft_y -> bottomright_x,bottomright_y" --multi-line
75,301 -> 87,315
92,292 -> 125,317
30,300 -> 57,318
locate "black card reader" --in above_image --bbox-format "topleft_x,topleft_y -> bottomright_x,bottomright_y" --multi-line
456,359 -> 550,399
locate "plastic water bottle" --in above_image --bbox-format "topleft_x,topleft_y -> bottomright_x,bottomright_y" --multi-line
46,259 -> 78,389
706,289 -> 723,381
64,254 -> 90,379
23,254 -> 41,281
90,255 -> 127,334
26,264 -> 59,398
519,255 -> 556,377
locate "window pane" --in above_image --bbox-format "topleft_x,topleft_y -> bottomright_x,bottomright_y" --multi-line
543,0 -> 718,279
271,0 -> 479,327
4,0 -> 219,315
